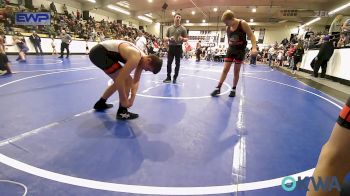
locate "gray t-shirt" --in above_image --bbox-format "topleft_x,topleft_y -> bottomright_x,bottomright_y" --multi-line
166,25 -> 187,46
61,34 -> 72,44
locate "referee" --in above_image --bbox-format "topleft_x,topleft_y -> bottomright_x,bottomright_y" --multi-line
163,13 -> 188,83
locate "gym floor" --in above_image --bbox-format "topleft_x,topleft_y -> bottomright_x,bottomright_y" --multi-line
0,55 -> 344,195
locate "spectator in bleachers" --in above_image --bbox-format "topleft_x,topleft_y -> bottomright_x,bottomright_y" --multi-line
329,15 -> 344,36
337,33 -> 347,48
304,27 -> 315,50
29,31 -> 43,55
313,36 -> 334,78
50,1 -> 57,14
63,4 -> 68,16
4,17 -> 13,35
329,15 -> 344,46
341,18 -> 350,46
281,38 -> 289,46
40,4 -> 47,12
0,0 -> 5,8
76,10 -> 80,20
262,48 -> 268,64
58,29 -> 71,58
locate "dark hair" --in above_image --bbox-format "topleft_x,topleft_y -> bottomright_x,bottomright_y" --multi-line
174,13 -> 181,17
148,54 -> 163,74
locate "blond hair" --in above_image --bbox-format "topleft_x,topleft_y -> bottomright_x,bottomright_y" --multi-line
221,10 -> 235,22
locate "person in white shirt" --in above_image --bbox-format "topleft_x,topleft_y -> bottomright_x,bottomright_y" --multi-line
51,38 -> 57,55
135,31 -> 147,54
268,46 -> 276,68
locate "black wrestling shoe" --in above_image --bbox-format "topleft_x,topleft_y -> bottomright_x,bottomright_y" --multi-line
93,101 -> 113,111
116,111 -> 139,120
163,77 -> 171,83
211,88 -> 220,97
229,89 -> 236,97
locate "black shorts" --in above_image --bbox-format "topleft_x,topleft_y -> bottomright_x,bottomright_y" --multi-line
89,44 -> 122,74
224,47 -> 246,63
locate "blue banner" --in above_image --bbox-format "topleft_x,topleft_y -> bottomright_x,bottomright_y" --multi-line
15,12 -> 51,26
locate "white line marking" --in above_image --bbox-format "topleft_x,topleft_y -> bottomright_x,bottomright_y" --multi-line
11,60 -> 63,65
0,179 -> 28,196
0,69 -> 95,88
135,74 -> 231,99
0,123 -> 59,147
16,66 -> 96,73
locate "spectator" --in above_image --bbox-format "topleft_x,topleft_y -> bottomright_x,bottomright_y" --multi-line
40,4 -> 46,12
76,10 -> 80,20
195,40 -> 201,62
341,18 -> 350,46
63,4 -> 68,16
50,1 -> 57,14
250,44 -> 259,65
329,15 -> 345,46
29,31 -> 43,55
276,45 -> 284,67
184,42 -> 191,59
313,36 -> 334,78
287,44 -> 296,68
51,38 -> 57,55
135,31 -> 147,54
304,27 -> 315,49
58,30 -> 72,58
85,40 -> 89,54
292,42 -> 304,74
337,33 -> 346,48
268,45 -> 276,68
329,15 -> 344,35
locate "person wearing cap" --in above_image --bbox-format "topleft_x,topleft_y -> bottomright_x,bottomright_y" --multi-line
313,36 -> 334,78
89,39 -> 163,120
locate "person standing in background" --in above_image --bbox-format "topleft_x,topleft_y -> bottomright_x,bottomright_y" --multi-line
292,42 -> 304,74
163,13 -> 188,84
313,36 -> 334,78
51,38 -> 57,55
29,31 -> 43,55
195,40 -> 201,62
135,31 -> 147,54
59,30 -> 72,58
